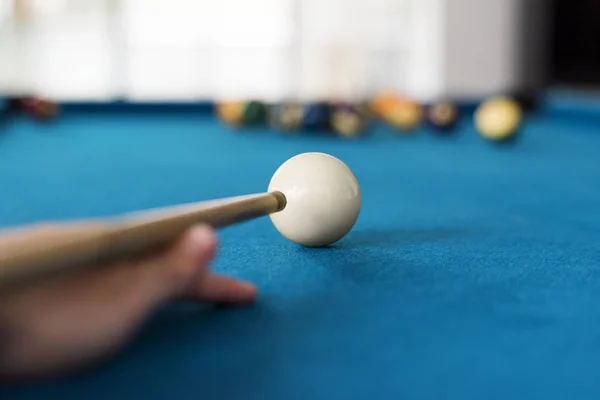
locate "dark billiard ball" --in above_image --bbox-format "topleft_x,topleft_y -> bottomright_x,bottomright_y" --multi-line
21,97 -> 60,121
242,100 -> 267,126
268,102 -> 304,132
301,101 -> 331,131
474,96 -> 522,143
0,98 -> 19,128
425,100 -> 459,133
330,103 -> 368,138
216,101 -> 244,126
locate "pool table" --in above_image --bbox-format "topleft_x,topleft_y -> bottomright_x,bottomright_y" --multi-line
1,93 -> 600,399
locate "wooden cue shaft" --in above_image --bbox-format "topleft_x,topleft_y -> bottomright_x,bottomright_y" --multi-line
0,191 -> 286,292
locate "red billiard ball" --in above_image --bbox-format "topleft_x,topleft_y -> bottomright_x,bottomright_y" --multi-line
21,97 -> 60,121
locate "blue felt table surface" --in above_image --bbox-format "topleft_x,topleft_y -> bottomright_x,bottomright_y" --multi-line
1,108 -> 600,399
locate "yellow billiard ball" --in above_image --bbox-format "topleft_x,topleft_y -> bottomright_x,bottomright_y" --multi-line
474,96 -> 522,141
215,101 -> 244,126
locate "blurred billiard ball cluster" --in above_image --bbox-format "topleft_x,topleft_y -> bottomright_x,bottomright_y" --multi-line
0,96 -> 60,125
216,99 -> 373,139
0,92 -> 523,146
216,92 -> 524,143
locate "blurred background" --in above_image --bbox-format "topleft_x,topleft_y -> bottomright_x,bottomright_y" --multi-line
0,0 -> 576,105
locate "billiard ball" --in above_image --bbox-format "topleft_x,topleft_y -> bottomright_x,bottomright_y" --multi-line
330,103 -> 368,138
268,152 -> 361,247
21,97 -> 60,121
383,98 -> 422,132
268,102 -> 304,132
425,100 -> 459,133
301,101 -> 332,131
474,96 -> 522,142
242,100 -> 267,126
370,91 -> 401,118
216,101 -> 244,126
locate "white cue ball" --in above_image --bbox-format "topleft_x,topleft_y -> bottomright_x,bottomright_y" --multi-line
268,152 -> 361,247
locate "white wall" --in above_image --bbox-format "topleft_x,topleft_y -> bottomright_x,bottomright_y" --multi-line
0,0 -> 549,102
405,0 -> 446,102
442,0 -> 550,99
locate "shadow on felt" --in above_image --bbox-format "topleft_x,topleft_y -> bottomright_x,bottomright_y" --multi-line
287,227 -> 473,286
87,300 -> 338,398
331,227 -> 469,248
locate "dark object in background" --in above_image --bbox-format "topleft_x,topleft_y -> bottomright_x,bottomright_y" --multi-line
301,102 -> 331,131
508,93 -> 539,113
0,98 -> 20,127
550,0 -> 600,87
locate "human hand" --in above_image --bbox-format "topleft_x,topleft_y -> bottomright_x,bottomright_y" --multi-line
0,223 -> 256,380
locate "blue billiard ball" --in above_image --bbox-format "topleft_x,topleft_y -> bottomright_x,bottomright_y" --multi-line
301,102 -> 332,131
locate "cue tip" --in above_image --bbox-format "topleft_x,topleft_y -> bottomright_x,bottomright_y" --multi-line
272,191 -> 287,212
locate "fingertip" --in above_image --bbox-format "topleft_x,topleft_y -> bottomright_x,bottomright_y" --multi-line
184,224 -> 217,257
233,281 -> 258,304
189,274 -> 258,305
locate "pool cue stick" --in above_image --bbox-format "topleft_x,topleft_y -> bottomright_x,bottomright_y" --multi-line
0,191 -> 286,293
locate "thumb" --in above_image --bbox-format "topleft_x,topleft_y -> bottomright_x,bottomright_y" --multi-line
150,224 -> 218,301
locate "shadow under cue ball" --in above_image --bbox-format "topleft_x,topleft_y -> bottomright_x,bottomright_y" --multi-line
268,152 -> 361,247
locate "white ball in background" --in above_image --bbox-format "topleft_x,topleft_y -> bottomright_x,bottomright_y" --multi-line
268,152 -> 361,247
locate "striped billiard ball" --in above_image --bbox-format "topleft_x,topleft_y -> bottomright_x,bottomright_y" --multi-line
425,100 -> 459,133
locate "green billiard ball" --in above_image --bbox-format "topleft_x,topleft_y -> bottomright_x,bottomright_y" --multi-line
242,100 -> 267,126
